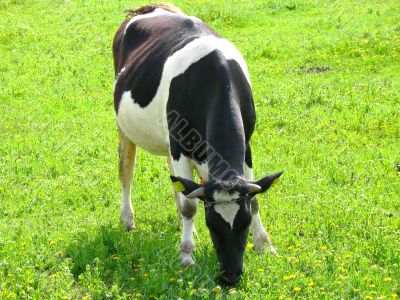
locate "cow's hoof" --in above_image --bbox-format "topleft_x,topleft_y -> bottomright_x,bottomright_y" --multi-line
121,219 -> 135,231
269,246 -> 278,255
180,240 -> 195,265
120,211 -> 135,231
180,253 -> 195,266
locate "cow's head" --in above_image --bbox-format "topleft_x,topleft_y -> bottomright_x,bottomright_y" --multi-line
170,171 -> 283,284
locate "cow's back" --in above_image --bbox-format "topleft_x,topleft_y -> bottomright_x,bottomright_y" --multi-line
113,10 -> 216,111
113,8 -> 253,158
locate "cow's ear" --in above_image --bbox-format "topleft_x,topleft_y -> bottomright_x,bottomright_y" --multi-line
170,176 -> 204,199
247,171 -> 283,195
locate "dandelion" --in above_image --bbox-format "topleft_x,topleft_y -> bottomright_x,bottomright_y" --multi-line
257,268 -> 264,272
365,296 -> 373,300
283,274 -> 295,281
212,286 -> 221,293
307,281 -> 315,287
320,246 -> 327,250
56,251 -> 64,257
49,240 -> 56,246
135,293 -> 142,297
384,277 -> 392,282
293,287 -> 301,292
229,289 -> 238,295
169,277 -> 176,283
82,296 -> 90,300
392,294 -> 398,300
246,243 -> 253,250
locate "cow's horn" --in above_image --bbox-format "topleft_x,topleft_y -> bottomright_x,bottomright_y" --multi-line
246,183 -> 262,193
186,187 -> 205,199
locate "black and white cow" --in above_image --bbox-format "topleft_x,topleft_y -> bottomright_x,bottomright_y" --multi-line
113,3 -> 283,284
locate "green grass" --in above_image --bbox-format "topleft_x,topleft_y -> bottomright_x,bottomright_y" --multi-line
0,0 -> 399,298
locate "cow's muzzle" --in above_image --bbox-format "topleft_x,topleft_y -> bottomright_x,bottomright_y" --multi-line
220,270 -> 243,285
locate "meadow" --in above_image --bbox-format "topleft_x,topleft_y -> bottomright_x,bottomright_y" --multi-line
0,0 -> 399,298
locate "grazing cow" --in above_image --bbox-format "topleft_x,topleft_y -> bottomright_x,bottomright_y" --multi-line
113,3 -> 283,284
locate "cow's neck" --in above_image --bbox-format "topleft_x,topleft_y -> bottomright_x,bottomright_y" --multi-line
206,96 -> 245,180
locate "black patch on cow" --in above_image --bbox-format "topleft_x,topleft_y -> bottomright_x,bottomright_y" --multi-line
167,51 -> 255,179
113,14 -> 217,112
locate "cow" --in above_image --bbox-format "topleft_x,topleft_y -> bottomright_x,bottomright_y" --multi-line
112,3 -> 283,284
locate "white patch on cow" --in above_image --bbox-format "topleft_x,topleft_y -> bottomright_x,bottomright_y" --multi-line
117,92 -> 170,155
116,29 -> 251,156
213,191 -> 240,229
194,161 -> 208,182
123,8 -> 177,35
244,165 -> 253,180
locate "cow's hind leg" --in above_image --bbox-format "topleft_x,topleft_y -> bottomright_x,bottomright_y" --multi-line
118,127 -> 137,231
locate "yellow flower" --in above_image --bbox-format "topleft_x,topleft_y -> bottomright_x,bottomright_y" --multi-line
111,254 -> 118,260
82,296 -> 90,300
307,281 -> 315,287
392,294 -> 398,300
246,243 -> 253,250
135,293 -> 142,297
320,246 -> 327,250
49,240 -> 56,246
369,284 -> 375,288
293,287 -> 301,292
283,274 -> 295,281
384,277 -> 392,282
257,268 -> 264,272
212,286 -> 221,293
169,277 -> 176,283
365,296 -> 373,300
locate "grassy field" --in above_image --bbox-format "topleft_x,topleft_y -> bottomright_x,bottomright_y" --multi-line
1,0 -> 399,298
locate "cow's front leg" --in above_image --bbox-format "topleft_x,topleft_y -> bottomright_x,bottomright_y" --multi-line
180,197 -> 198,265
250,197 -> 277,255
169,154 -> 197,265
244,155 -> 277,255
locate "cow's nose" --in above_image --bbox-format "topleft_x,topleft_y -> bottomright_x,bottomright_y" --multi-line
220,271 -> 242,285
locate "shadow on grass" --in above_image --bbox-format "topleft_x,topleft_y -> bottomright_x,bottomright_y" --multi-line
65,218 -> 220,296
